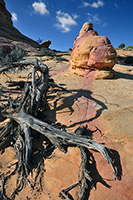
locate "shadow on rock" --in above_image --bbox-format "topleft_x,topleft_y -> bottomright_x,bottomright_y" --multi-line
113,71 -> 133,80
59,126 -> 122,200
108,149 -> 122,180
48,88 -> 109,128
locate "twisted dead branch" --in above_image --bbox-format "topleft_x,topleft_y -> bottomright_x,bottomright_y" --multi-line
0,59 -> 117,199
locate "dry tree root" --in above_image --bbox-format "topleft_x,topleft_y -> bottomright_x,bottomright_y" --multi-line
0,59 -> 116,199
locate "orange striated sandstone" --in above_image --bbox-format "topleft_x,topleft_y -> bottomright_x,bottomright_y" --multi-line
69,22 -> 117,78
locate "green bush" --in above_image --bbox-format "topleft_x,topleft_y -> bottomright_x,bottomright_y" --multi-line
4,45 -> 27,63
118,43 -> 125,49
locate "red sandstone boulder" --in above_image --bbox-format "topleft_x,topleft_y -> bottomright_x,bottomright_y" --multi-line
40,40 -> 51,48
69,22 -> 117,75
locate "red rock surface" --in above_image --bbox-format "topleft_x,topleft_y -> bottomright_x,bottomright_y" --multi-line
0,49 -> 133,200
48,62 -> 133,200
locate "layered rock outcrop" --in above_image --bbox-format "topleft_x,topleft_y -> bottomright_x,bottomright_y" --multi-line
0,0 -> 39,52
69,22 -> 117,78
40,40 -> 51,48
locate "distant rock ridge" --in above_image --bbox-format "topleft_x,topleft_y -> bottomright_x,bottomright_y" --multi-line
0,0 -> 39,52
69,22 -> 117,78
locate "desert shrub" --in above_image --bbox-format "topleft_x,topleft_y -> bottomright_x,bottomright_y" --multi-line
4,45 -> 27,63
115,45 -> 133,51
118,43 -> 125,49
39,47 -> 55,56
126,46 -> 133,51
36,37 -> 43,44
115,47 -> 119,50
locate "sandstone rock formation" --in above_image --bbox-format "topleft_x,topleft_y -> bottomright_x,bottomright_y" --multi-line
0,0 -> 39,52
69,22 -> 117,78
40,40 -> 51,48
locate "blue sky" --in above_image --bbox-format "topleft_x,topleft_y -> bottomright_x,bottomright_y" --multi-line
4,0 -> 133,51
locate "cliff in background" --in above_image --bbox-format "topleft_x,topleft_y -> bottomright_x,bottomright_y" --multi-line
0,0 -> 39,52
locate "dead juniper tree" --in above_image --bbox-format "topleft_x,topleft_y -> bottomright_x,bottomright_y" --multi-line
0,59 -> 117,199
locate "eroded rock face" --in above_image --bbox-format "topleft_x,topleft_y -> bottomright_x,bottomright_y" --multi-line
69,22 -> 117,75
0,0 -> 13,28
0,0 -> 39,52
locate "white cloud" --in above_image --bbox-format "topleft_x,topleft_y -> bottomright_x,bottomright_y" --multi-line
82,0 -> 104,8
11,12 -> 18,22
97,0 -> 104,7
32,1 -> 49,15
114,2 -> 118,8
82,2 -> 90,7
87,13 -> 101,24
55,10 -> 77,32
102,22 -> 108,27
72,13 -> 79,19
